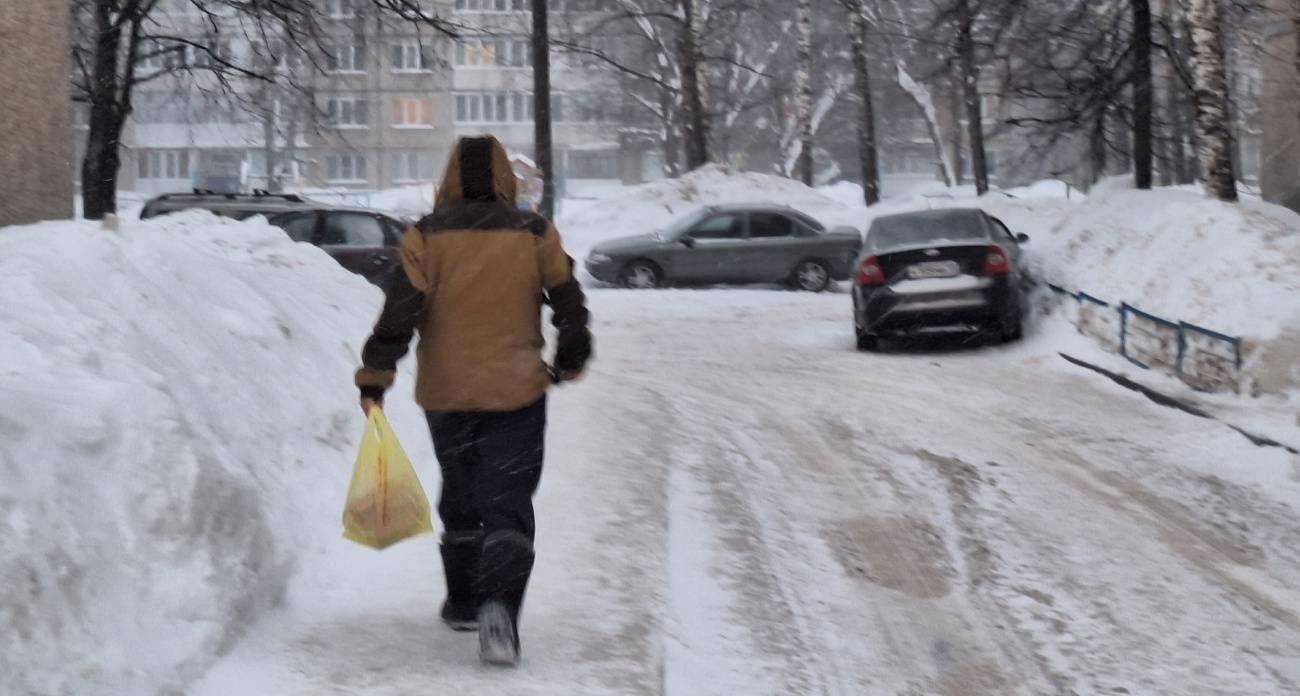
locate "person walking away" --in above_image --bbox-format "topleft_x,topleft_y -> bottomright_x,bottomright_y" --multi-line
353,135 -> 592,666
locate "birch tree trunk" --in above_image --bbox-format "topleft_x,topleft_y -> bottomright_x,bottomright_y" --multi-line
1190,0 -> 1237,201
678,0 -> 710,170
897,65 -> 956,186
955,0 -> 988,195
847,0 -> 879,205
1131,0 -> 1153,189
794,0 -> 814,185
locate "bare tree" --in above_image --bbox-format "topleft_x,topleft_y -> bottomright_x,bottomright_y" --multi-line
793,0 -> 813,185
1190,0 -> 1238,200
71,0 -> 458,220
532,0 -> 555,217
1132,0 -> 1154,189
843,0 -> 880,204
677,0 -> 710,169
952,0 -> 988,194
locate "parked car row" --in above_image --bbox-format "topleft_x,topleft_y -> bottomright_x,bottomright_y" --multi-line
585,205 -> 1031,350
141,191 -> 1030,351
140,191 -> 408,287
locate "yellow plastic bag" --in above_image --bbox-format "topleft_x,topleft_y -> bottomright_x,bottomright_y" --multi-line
342,408 -> 434,549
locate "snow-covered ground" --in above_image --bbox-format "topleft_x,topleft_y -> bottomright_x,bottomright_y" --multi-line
6,169 -> 1300,695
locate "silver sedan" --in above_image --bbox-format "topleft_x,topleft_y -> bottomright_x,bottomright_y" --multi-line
584,205 -> 862,292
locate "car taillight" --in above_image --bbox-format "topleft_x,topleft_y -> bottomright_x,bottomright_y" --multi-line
983,245 -> 1010,274
858,255 -> 885,285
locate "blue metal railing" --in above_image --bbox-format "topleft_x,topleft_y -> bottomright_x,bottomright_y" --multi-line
1050,285 -> 1243,392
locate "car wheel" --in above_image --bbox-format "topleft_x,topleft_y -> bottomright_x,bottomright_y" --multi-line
792,259 -> 831,292
620,260 -> 662,289
856,330 -> 880,352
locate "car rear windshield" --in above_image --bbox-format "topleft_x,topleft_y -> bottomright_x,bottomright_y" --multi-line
868,213 -> 986,249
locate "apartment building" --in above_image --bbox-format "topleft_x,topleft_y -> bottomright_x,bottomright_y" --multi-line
113,0 -> 623,200
448,0 -> 622,190
1260,0 -> 1300,210
306,0 -> 456,192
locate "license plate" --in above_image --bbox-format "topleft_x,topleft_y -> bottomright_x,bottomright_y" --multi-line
907,261 -> 960,279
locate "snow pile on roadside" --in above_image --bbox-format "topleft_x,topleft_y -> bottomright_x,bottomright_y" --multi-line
0,212 -> 380,696
556,164 -> 865,261
1028,180 -> 1300,394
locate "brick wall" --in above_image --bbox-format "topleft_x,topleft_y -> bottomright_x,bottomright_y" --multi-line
0,0 -> 74,226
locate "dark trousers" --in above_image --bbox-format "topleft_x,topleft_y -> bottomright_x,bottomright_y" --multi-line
426,396 -> 546,616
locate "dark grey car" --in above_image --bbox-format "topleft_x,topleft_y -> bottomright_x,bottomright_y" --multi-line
852,208 -> 1030,350
140,190 -> 410,287
584,205 -> 862,291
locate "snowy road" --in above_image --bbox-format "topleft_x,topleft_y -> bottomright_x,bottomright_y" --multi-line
194,289 -> 1300,695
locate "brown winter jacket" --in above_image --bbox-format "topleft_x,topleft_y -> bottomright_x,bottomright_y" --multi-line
354,136 -> 591,413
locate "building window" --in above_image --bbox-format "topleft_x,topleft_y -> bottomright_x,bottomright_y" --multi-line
327,44 -> 366,72
326,98 -> 369,128
455,92 -> 532,123
134,92 -> 244,124
327,154 -> 368,182
138,150 -> 191,180
392,152 -> 435,182
455,37 -> 530,68
136,39 -> 232,72
551,0 -> 602,11
391,42 -> 432,71
326,0 -> 358,18
187,40 -> 233,69
455,0 -> 526,11
393,98 -> 433,127
137,39 -> 179,72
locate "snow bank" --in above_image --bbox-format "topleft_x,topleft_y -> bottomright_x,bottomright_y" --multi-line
0,212 -> 380,695
1029,182 -> 1300,395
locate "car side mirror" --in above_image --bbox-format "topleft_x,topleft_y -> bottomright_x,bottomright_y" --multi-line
1016,233 -> 1030,243
680,236 -> 696,248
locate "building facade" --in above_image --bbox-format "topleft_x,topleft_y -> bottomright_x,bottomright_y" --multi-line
1260,0 -> 1300,210
113,0 -> 623,203
1,0 -> 74,225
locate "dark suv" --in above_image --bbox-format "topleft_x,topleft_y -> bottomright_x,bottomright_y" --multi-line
267,208 -> 407,286
139,191 -> 410,287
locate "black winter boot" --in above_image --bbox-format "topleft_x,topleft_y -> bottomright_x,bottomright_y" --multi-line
475,531 -> 533,665
440,531 -> 483,631
477,600 -> 520,666
476,530 -> 534,612
440,598 -> 479,631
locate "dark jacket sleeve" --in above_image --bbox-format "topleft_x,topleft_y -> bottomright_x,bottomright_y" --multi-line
545,259 -> 592,374
355,268 -> 426,398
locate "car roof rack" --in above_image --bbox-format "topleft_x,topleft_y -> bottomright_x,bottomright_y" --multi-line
146,190 -> 306,202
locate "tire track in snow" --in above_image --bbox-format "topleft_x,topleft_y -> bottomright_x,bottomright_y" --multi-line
650,385 -> 845,696
634,364 -> 1051,696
